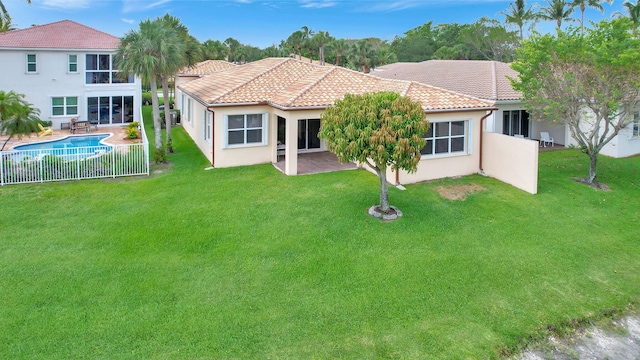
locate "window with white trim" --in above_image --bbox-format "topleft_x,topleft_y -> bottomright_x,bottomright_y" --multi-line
26,54 -> 37,73
225,113 -> 268,147
632,112 -> 640,138
85,54 -> 133,84
203,110 -> 210,141
421,121 -> 466,156
52,97 -> 78,116
68,55 -> 78,73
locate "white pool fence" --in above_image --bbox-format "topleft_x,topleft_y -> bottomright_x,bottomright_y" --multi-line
0,124 -> 150,186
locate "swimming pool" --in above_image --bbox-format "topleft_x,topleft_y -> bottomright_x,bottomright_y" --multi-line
14,134 -> 111,151
12,134 -> 112,160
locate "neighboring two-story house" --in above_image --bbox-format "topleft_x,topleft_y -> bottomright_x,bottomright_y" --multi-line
0,20 -> 141,130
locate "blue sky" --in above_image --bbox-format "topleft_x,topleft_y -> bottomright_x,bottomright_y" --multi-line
5,0 -> 627,48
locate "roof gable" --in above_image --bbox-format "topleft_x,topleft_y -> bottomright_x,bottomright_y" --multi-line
179,58 -> 494,112
0,20 -> 120,50
373,60 -> 521,101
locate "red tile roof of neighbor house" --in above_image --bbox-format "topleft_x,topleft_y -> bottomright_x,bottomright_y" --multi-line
371,60 -> 522,101
179,57 -> 495,112
177,60 -> 237,76
0,20 -> 120,50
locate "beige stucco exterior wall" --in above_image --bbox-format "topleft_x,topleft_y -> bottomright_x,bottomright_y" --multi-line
394,111 -> 485,184
482,132 -> 538,194
179,94 -> 327,172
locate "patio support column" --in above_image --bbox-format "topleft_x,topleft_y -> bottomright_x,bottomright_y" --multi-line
285,118 -> 298,175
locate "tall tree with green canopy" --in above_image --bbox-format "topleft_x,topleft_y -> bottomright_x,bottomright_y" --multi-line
539,0 -> 576,28
285,31 -> 305,59
571,0 -> 612,33
0,90 -> 40,150
158,14 -> 201,154
330,38 -> 349,66
461,17 -> 519,61
116,18 -> 181,162
349,40 -> 376,73
0,0 -> 29,24
318,91 -> 428,219
201,39 -> 228,60
502,0 -> 538,39
614,0 -> 640,36
511,19 -> 640,187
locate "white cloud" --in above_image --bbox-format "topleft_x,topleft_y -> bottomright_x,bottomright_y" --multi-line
121,18 -> 136,24
122,0 -> 172,14
299,0 -> 338,9
41,0 -> 91,10
362,0 -> 506,12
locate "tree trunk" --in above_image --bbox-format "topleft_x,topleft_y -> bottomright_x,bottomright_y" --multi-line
377,168 -> 390,212
150,77 -> 162,151
587,152 -> 598,185
335,52 -> 341,66
162,77 -> 173,153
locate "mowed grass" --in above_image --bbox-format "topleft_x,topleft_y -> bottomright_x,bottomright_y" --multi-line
1,121 -> 639,358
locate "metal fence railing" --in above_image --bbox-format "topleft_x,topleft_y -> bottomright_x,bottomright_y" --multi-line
0,113 -> 150,186
0,142 -> 149,185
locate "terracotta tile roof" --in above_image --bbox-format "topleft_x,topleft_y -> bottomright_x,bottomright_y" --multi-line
179,57 -> 494,112
177,60 -> 237,76
0,20 -> 120,50
372,60 -> 522,101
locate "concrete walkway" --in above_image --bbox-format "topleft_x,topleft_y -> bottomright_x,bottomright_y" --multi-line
515,314 -> 640,360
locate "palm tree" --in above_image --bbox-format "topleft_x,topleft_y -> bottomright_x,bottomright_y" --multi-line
0,90 -> 40,150
572,0 -> 612,33
312,31 -> 331,65
375,47 -> 397,66
202,39 -> 228,60
331,38 -> 348,66
0,0 -> 30,23
285,31 -> 305,59
157,14 -> 200,154
224,37 -> 241,63
0,12 -> 14,32
502,0 -> 538,39
349,40 -> 376,73
539,0 -> 577,29
116,19 -> 180,162
614,1 -> 640,35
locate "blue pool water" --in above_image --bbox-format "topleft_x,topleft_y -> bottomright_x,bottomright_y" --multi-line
14,134 -> 110,151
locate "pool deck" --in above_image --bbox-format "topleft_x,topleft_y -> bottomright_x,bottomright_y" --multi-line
0,125 -> 140,150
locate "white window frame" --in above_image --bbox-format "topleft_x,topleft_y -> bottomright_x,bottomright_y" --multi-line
85,53 -> 132,84
223,113 -> 269,148
421,120 -> 472,158
51,96 -> 79,117
186,98 -> 192,125
632,112 -> 640,138
26,54 -> 37,73
202,109 -> 209,141
68,54 -> 78,73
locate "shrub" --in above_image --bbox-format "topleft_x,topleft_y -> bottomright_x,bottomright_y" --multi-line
125,127 -> 139,139
142,92 -> 152,106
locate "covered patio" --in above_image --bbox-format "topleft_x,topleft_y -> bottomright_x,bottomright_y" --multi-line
273,152 -> 358,175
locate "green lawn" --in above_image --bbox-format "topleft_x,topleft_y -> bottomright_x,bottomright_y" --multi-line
1,120 -> 639,358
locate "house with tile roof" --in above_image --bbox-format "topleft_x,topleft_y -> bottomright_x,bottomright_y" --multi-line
0,20 -> 142,130
372,60 -> 567,146
373,60 -> 640,159
177,57 -> 540,193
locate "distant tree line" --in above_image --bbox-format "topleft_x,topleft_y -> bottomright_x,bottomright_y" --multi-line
193,0 -> 640,67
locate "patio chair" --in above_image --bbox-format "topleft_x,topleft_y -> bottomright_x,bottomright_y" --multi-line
540,132 -> 554,147
37,123 -> 53,137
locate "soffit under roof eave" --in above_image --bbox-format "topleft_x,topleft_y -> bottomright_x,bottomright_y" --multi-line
423,106 -> 498,114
